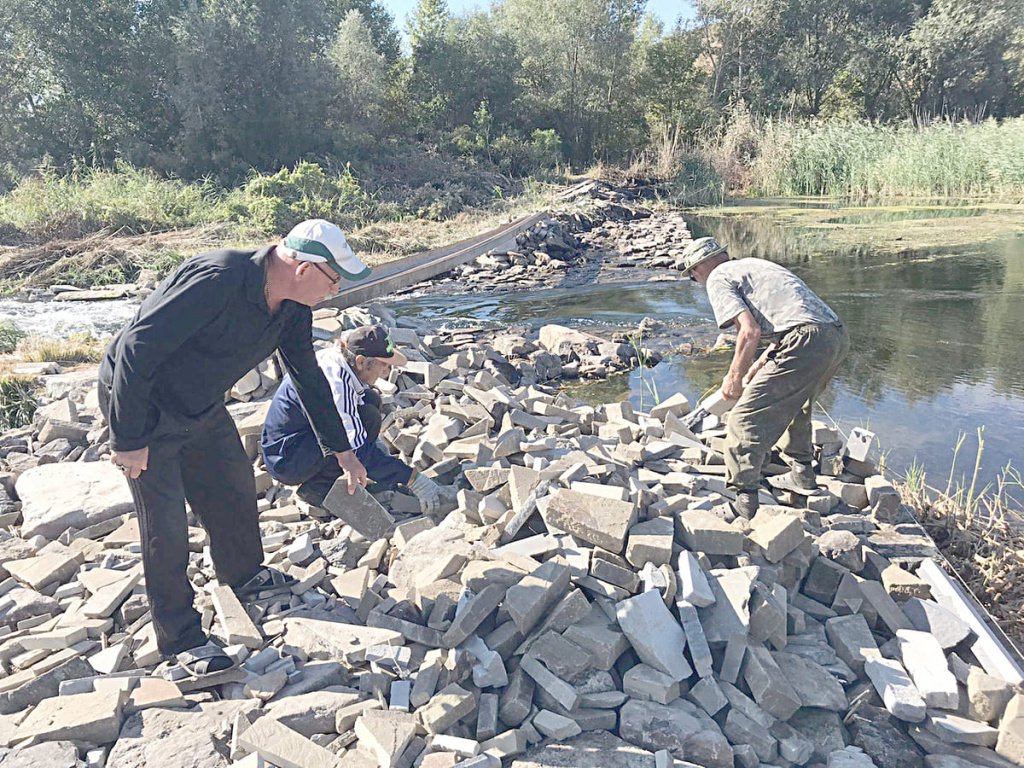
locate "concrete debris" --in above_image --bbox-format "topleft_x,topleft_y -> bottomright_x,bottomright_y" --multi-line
0,237 -> 1018,768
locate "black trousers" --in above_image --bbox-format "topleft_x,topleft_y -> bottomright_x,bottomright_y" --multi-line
99,386 -> 263,656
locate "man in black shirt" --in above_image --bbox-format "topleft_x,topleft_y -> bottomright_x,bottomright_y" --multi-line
98,219 -> 371,675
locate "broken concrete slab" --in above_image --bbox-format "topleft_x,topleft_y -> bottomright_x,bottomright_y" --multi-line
417,684 -> 476,734
16,462 -> 134,540
676,550 -> 714,608
238,715 -> 342,768
540,489 -> 637,554
863,656 -> 927,723
698,567 -> 758,645
748,510 -> 805,563
355,710 -> 417,768
619,699 -> 734,768
902,597 -> 974,652
772,651 -> 847,711
625,517 -> 674,568
677,510 -> 745,556
17,687 -> 127,745
897,629 -> 959,709
504,560 -> 571,636
741,644 -> 802,720
616,590 -> 691,682
210,585 -> 263,650
281,617 -> 404,663
509,730 -> 655,767
322,483 -> 395,540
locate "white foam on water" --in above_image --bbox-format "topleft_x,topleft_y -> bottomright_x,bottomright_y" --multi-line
0,298 -> 139,339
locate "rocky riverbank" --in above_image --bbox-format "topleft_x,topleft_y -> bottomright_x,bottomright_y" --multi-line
0,287 -> 1019,767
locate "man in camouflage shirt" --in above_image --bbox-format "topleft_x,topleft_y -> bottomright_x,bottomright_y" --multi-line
680,237 -> 850,518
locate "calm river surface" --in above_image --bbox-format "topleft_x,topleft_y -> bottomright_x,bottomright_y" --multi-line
390,200 -> 1024,496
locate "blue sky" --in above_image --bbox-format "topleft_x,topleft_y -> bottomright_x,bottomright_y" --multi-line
383,0 -> 697,42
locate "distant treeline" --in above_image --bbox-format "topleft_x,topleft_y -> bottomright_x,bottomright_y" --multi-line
1,0 -> 1023,186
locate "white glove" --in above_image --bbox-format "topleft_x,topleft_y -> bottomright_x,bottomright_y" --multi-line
409,472 -> 442,515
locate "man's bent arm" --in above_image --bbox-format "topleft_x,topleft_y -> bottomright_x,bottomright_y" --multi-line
723,310 -> 761,399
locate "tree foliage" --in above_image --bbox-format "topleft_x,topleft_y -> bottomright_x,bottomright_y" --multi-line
0,0 -> 1022,182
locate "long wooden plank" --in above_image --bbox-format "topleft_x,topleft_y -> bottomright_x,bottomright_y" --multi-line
319,211 -> 546,310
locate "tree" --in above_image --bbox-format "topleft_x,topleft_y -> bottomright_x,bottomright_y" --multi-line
895,0 -> 1019,122
496,0 -> 645,163
0,0 -> 179,171
776,0 -> 862,115
408,0 -> 451,50
167,0 -> 337,178
324,0 -> 402,64
693,0 -> 786,114
633,21 -> 713,140
329,9 -> 392,144
407,7 -> 522,135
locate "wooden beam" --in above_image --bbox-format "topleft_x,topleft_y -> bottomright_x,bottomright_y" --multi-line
319,212 -> 546,311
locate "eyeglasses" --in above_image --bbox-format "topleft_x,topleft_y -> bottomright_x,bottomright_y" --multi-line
312,263 -> 341,286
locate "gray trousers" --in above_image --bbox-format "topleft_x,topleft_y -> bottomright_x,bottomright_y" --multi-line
724,322 -> 850,491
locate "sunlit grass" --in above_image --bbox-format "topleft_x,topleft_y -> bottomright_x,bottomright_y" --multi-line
716,117 -> 1024,200
17,333 -> 104,365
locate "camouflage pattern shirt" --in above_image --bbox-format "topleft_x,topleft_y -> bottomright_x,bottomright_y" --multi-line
705,257 -> 839,338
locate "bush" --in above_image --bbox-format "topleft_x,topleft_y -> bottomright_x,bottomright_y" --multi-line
0,377 -> 37,430
234,161 -> 374,234
667,153 -> 727,206
449,128 -> 563,178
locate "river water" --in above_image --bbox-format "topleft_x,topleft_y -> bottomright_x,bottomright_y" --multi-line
4,201 -> 1022,497
387,201 -> 1024,496
0,296 -> 139,338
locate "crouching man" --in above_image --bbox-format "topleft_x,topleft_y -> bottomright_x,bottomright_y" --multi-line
261,325 -> 443,513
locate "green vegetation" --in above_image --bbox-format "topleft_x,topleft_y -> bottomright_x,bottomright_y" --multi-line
896,431 -> 1024,647
717,116 -> 1024,199
2,0 -> 1022,194
0,377 -> 37,431
0,321 -> 26,354
0,0 -> 1021,291
0,161 -> 382,245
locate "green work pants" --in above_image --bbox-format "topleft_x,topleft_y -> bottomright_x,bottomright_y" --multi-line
724,321 -> 850,492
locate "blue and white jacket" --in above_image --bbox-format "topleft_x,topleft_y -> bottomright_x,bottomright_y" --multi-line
261,348 -> 367,484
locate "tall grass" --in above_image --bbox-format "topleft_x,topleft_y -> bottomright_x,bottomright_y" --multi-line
894,429 -> 1024,649
0,160 -> 378,245
17,334 -> 104,365
626,129 -> 726,207
0,162 -> 233,242
0,377 -> 37,430
713,116 -> 1024,199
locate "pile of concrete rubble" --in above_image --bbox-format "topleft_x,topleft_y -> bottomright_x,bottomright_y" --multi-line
445,181 -> 688,296
0,306 -> 1021,768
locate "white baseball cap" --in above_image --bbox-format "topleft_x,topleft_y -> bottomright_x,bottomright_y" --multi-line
283,219 -> 371,281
